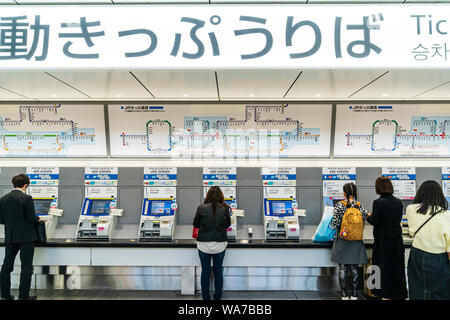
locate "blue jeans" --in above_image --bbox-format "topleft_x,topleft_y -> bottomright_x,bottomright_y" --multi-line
198,250 -> 226,300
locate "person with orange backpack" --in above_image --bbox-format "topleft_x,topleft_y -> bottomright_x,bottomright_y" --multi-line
330,182 -> 368,300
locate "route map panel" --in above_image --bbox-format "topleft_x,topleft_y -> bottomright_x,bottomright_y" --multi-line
334,104 -> 450,157
0,104 -> 107,157
108,104 -> 332,158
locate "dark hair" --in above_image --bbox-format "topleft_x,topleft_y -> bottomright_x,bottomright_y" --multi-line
413,180 -> 448,215
12,174 -> 30,188
204,186 -> 229,216
375,176 -> 394,195
343,182 -> 358,208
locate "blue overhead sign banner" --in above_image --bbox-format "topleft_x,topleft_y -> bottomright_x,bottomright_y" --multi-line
203,168 -> 236,187
84,167 -> 118,186
382,167 -> 416,180
26,167 -> 59,185
144,167 -> 177,186
262,167 -> 296,186
322,174 -> 357,180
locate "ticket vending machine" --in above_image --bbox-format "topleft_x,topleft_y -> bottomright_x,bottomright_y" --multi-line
203,168 -> 244,241
76,168 -> 123,241
263,187 -> 303,241
27,167 -> 63,239
262,168 -> 305,242
382,167 -> 416,236
139,168 -> 177,241
139,188 -> 177,241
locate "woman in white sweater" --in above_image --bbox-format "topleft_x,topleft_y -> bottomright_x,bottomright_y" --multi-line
406,180 -> 450,300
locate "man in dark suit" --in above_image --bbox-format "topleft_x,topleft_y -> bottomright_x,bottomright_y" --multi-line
0,174 -> 39,300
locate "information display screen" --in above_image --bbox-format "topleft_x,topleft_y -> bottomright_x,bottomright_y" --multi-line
148,200 -> 172,215
89,200 -> 112,215
401,199 -> 414,221
332,199 -> 343,207
269,200 -> 293,216
34,199 -> 52,215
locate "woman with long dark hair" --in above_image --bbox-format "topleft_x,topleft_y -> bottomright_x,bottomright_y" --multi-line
330,182 -> 368,300
193,186 -> 231,300
366,176 -> 407,300
406,180 -> 450,300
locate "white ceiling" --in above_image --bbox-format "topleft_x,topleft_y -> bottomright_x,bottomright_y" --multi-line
0,1 -> 449,101
0,69 -> 449,101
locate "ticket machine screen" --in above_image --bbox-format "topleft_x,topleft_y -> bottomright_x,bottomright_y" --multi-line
225,199 -> 233,206
332,199 -> 344,206
89,200 -> 112,215
34,199 -> 52,215
148,200 -> 172,216
401,199 -> 414,221
267,200 -> 293,216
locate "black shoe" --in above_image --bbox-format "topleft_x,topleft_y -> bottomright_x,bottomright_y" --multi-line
1,295 -> 14,300
18,296 -> 36,300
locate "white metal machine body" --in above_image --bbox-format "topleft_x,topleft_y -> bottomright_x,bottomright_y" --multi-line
76,168 -> 123,241
139,168 -> 178,241
203,168 -> 244,241
139,187 -> 177,241
263,186 -> 304,241
28,186 -> 63,239
27,167 -> 63,239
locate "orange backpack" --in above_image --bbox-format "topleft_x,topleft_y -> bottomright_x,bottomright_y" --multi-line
339,201 -> 364,241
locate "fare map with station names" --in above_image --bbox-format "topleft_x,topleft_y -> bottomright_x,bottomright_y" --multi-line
334,104 -> 450,157
108,104 -> 332,157
0,104 -> 107,157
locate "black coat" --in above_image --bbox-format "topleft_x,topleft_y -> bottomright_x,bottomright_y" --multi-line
193,203 -> 231,242
367,194 -> 403,238
367,194 -> 407,300
0,190 -> 39,244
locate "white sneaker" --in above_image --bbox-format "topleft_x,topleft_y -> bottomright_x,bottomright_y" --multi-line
350,296 -> 358,300
341,296 -> 349,300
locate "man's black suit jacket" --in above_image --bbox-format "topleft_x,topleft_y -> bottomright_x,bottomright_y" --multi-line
0,190 -> 38,244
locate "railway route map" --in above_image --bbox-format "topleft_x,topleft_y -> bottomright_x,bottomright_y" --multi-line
334,104 -> 450,157
0,104 -> 107,157
108,104 -> 332,157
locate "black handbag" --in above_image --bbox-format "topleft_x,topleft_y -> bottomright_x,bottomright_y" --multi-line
35,221 -> 47,244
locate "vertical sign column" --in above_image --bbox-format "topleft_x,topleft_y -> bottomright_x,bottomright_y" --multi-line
442,167 -> 450,202
84,167 -> 118,206
203,167 -> 237,206
26,166 -> 59,207
382,167 -> 416,234
322,167 -> 357,207
382,167 -> 416,201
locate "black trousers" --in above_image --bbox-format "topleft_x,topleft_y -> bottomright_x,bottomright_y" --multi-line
338,264 -> 359,297
0,241 -> 35,299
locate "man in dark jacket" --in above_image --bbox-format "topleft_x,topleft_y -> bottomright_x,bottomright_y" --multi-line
0,174 -> 39,300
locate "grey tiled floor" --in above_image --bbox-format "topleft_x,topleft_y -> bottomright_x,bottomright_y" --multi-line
7,289 -> 367,300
